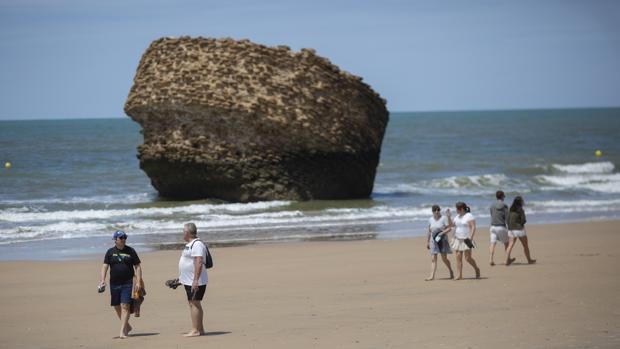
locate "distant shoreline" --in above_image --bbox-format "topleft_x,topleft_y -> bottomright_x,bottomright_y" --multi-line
2,219 -> 618,262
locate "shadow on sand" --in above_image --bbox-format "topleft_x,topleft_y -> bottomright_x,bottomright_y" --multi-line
205,331 -> 232,336
129,332 -> 160,337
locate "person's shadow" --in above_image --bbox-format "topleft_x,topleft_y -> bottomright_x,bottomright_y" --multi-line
128,332 -> 160,337
205,331 -> 231,336
113,333 -> 160,339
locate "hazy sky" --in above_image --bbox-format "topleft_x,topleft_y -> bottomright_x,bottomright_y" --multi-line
0,0 -> 619,120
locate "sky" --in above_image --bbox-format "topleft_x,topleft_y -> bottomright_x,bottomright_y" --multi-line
0,0 -> 619,120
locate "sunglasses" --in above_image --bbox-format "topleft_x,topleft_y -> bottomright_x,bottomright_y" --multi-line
432,209 -> 441,212
118,236 -> 127,240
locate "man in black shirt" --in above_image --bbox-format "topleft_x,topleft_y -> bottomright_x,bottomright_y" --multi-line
99,230 -> 142,339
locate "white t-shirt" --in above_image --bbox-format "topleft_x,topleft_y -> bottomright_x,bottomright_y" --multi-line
428,215 -> 449,231
178,238 -> 208,286
453,212 -> 475,239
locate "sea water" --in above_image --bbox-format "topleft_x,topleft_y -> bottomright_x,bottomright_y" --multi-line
1,108 -> 619,259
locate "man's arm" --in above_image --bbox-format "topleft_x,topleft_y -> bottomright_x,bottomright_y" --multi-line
191,256 -> 203,292
99,264 -> 109,286
134,263 -> 142,282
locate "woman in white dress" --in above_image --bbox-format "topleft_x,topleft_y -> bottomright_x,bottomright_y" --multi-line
425,205 -> 454,281
449,202 -> 481,280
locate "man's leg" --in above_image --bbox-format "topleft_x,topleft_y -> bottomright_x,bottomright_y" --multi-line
119,303 -> 131,338
185,300 -> 204,337
114,305 -> 133,336
489,241 -> 497,266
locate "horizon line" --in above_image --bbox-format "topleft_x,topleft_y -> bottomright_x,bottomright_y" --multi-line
1,105 -> 618,122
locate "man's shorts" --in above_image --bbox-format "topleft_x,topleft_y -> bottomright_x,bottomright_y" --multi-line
110,282 -> 133,306
184,285 -> 207,301
490,226 -> 509,244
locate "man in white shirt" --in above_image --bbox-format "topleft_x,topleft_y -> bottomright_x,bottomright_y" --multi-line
178,222 -> 208,337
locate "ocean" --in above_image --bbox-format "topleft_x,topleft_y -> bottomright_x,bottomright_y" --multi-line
1,108 -> 619,260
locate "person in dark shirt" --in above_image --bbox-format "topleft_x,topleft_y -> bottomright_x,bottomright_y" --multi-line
489,190 -> 510,266
99,230 -> 142,339
505,196 -> 536,266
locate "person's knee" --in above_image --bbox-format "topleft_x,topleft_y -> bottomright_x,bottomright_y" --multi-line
121,303 -> 131,310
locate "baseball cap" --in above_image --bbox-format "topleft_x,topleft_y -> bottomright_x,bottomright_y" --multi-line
113,230 -> 127,240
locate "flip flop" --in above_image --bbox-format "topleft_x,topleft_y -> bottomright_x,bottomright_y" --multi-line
165,278 -> 181,289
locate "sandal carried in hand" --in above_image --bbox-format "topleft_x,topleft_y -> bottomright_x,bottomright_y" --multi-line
165,278 -> 181,289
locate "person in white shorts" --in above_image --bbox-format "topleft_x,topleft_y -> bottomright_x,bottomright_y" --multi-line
449,202 -> 481,280
506,196 -> 536,265
489,190 -> 510,266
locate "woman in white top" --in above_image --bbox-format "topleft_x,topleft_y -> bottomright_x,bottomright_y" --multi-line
449,202 -> 481,280
425,205 -> 454,281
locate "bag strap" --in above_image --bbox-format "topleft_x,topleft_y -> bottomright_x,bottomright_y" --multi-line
189,239 -> 209,260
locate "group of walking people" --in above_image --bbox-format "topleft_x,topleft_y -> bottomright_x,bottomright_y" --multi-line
98,223 -> 208,339
425,190 -> 536,281
97,191 -> 537,337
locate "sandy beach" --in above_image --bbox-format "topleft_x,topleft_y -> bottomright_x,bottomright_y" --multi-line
1,220 -> 619,349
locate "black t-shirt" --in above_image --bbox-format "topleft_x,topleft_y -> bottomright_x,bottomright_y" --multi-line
103,245 -> 141,285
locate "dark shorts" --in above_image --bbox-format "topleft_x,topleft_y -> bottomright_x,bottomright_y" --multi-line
184,284 -> 207,301
110,282 -> 133,306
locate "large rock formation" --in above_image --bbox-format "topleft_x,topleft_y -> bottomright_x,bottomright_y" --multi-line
124,37 -> 389,202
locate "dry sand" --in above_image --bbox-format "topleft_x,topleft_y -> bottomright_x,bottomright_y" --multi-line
1,221 -> 619,349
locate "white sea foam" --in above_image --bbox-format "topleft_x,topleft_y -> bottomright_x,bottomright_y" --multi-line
525,198 -> 620,214
530,198 -> 620,208
438,174 -> 509,188
197,206 -> 429,229
0,192 -> 155,206
536,173 -> 620,193
0,221 -> 105,242
0,200 -> 292,223
0,205 -> 428,243
552,161 -> 615,174
374,173 -> 521,196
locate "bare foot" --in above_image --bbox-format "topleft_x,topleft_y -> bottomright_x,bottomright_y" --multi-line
183,331 -> 202,337
454,276 -> 463,281
490,261 -> 495,266
424,277 -> 434,281
125,324 -> 132,334
506,257 -> 516,266
449,270 -> 454,279
528,259 -> 537,264
118,334 -> 128,339
475,267 -> 481,279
